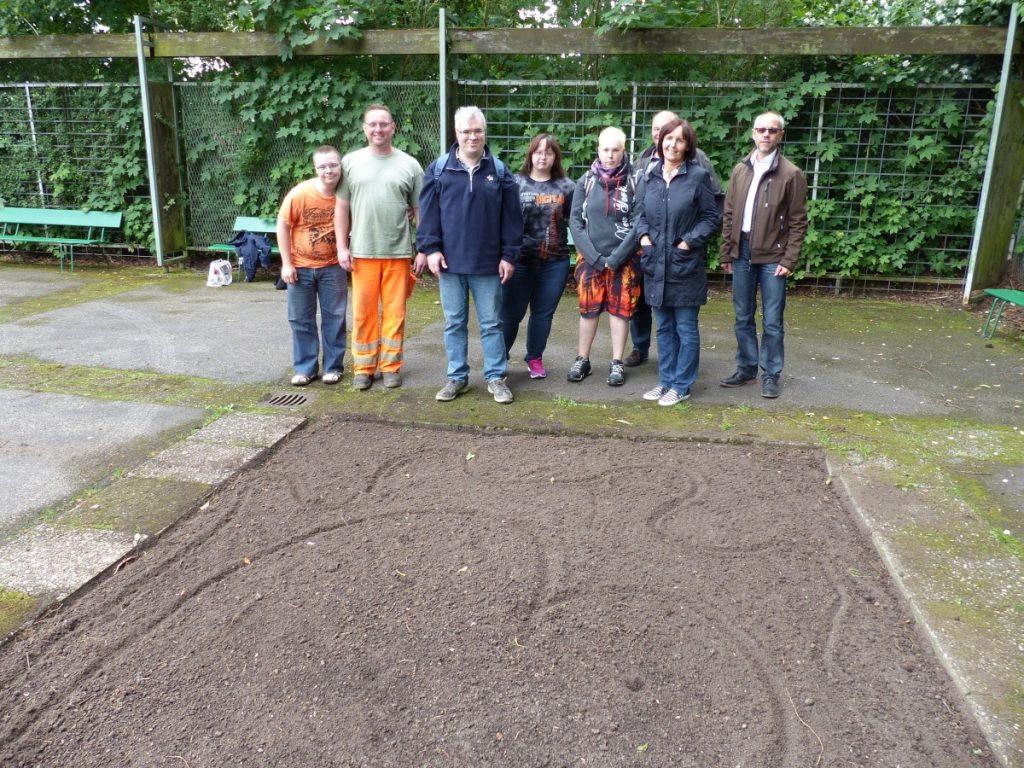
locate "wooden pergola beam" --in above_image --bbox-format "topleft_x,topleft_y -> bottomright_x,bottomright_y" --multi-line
0,25 -> 1014,60
451,26 -> 1016,56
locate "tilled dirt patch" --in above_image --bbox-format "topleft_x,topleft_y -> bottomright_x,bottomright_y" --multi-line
0,419 -> 998,767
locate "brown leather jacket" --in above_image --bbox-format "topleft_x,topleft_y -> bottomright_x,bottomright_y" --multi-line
720,150 -> 808,272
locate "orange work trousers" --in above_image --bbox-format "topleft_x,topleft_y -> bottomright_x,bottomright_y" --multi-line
350,257 -> 414,376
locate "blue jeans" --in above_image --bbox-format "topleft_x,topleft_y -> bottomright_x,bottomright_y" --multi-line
501,258 -> 570,361
287,264 -> 348,377
731,239 -> 787,378
653,305 -> 701,394
629,285 -> 653,355
439,271 -> 507,382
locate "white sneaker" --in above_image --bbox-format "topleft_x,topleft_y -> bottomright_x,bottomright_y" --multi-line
643,385 -> 669,401
658,388 -> 691,406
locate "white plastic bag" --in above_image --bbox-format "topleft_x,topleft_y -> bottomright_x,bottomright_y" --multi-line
206,259 -> 233,287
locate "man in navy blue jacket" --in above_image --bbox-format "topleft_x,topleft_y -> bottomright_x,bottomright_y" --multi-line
418,106 -> 523,404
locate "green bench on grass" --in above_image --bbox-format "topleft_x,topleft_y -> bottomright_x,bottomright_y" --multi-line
981,288 -> 1024,339
0,207 -> 123,272
208,215 -> 280,280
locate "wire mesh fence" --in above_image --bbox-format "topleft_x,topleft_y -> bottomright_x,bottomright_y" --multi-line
0,77 -> 1020,289
459,79 -> 999,285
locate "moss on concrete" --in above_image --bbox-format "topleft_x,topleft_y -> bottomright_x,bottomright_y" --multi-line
58,477 -> 210,535
0,354 -> 267,410
0,588 -> 38,639
0,265 -> 191,323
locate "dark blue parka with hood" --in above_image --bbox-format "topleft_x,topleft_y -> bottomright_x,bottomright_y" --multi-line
634,161 -> 721,308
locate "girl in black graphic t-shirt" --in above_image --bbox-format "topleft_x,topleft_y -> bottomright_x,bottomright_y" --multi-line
501,133 -> 575,380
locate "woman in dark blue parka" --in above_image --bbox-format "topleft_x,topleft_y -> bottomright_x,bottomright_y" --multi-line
634,118 -> 722,406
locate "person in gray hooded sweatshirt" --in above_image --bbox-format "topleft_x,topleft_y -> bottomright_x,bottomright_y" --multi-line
566,126 -> 640,388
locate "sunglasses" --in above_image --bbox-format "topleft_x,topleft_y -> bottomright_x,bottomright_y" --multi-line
754,127 -> 782,135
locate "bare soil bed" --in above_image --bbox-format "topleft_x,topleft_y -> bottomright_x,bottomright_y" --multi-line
0,419 -> 998,767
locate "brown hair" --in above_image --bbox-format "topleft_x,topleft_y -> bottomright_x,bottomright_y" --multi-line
363,103 -> 394,123
520,133 -> 566,179
654,119 -> 697,163
313,145 -> 340,160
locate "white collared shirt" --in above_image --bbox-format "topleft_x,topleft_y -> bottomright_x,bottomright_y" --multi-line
741,149 -> 777,233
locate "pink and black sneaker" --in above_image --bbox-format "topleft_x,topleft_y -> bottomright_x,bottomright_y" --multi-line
526,358 -> 547,379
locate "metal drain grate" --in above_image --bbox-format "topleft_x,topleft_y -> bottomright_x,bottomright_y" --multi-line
263,392 -> 310,407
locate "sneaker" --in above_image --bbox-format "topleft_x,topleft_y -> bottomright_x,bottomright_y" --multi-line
658,388 -> 691,407
322,370 -> 343,385
761,375 -> 780,399
291,373 -> 315,387
382,372 -> 402,388
435,379 -> 469,401
624,349 -> 648,367
720,371 -> 757,388
566,356 -> 592,382
352,373 -> 372,391
643,385 -> 669,401
526,358 -> 547,379
487,377 -> 513,404
607,359 -> 625,387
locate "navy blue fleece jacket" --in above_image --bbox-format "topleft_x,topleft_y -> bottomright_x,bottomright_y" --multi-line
416,145 -> 522,275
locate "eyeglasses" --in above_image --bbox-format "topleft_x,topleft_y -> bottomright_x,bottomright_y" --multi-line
753,127 -> 782,135
532,149 -> 555,156
457,128 -> 485,136
315,162 -> 340,171
364,121 -> 393,129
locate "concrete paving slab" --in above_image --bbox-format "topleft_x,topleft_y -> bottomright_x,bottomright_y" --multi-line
0,389 -> 204,536
129,441 -> 263,485
128,413 -> 306,484
59,477 -> 211,536
0,525 -> 137,596
193,412 -> 305,447
0,281 -> 294,383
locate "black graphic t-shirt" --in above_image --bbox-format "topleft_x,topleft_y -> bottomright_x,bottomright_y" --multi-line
515,174 -> 576,265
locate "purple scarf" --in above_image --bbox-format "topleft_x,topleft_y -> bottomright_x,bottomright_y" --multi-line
590,157 -> 629,181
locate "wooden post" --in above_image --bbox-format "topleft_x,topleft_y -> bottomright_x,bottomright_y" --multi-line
964,3 -> 1024,299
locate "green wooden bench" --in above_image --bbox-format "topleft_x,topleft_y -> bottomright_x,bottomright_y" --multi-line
0,207 -> 123,272
209,215 -> 280,279
981,288 -> 1024,339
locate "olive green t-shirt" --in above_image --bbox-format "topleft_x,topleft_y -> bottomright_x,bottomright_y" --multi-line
338,147 -> 423,258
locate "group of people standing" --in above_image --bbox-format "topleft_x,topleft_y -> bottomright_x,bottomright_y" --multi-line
274,102 -> 808,405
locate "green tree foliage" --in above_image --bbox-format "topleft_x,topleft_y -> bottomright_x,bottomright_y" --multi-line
802,0 -> 1013,83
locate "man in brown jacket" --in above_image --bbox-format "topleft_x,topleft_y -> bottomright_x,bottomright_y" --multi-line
719,111 -> 808,399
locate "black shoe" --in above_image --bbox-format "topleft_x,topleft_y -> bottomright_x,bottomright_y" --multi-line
761,376 -> 780,398
623,349 -> 648,367
607,359 -> 625,386
720,371 -> 757,388
566,356 -> 592,382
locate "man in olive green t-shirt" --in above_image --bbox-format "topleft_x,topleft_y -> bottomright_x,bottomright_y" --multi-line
335,104 -> 424,391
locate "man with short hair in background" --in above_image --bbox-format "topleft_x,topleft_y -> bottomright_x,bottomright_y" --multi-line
336,104 -> 425,391
417,106 -> 523,404
278,145 -> 346,387
719,111 -> 808,399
